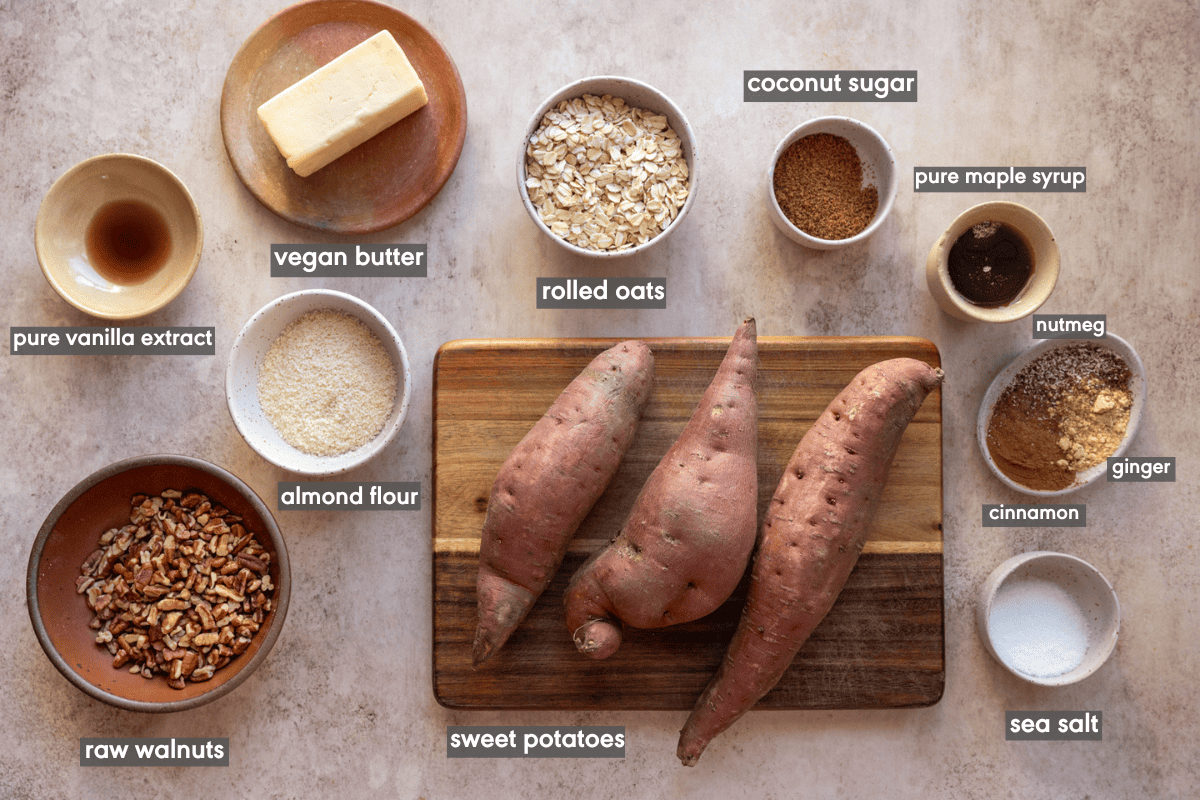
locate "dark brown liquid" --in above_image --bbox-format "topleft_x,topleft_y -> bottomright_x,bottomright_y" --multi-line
86,199 -> 172,284
947,221 -> 1033,307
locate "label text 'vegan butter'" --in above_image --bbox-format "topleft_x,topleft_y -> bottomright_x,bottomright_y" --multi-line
256,30 -> 428,177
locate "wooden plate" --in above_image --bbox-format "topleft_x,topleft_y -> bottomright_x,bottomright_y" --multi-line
432,336 -> 945,710
220,0 -> 467,234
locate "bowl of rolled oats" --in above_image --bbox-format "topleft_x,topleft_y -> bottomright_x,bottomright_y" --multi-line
27,454 -> 290,712
519,76 -> 697,257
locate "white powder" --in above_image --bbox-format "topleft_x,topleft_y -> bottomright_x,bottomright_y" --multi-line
988,577 -> 1089,678
257,309 -> 397,457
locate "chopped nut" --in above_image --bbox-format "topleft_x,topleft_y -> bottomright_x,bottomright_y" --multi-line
79,489 -> 276,690
212,585 -> 245,603
237,552 -> 267,573
193,632 -> 219,647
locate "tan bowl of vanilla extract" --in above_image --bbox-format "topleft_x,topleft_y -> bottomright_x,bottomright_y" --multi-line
36,153 -> 203,320
926,201 -> 1058,323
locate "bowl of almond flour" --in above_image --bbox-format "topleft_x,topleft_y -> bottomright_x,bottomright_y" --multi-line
226,290 -> 412,475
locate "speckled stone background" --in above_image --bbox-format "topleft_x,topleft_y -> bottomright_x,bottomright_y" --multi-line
2,0 -> 1197,797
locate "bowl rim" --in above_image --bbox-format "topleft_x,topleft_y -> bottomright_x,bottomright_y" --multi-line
976,332 -> 1146,497
516,74 -> 698,259
925,200 -> 1059,322
26,453 -> 290,713
765,115 -> 898,249
34,152 -> 204,321
976,550 -> 1120,686
225,288 -> 413,476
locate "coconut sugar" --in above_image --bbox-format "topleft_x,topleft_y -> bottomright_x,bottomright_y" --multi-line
773,132 -> 878,240
257,309 -> 396,456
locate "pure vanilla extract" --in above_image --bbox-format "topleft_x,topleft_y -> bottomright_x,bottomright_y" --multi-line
85,199 -> 172,284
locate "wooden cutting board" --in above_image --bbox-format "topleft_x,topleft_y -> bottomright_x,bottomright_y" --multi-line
432,336 -> 943,710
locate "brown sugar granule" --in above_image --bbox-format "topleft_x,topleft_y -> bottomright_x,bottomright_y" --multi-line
986,344 -> 1133,491
773,133 -> 879,240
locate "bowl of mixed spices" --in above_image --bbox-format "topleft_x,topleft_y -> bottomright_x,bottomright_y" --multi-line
978,335 -> 1146,495
766,116 -> 897,249
926,201 -> 1060,322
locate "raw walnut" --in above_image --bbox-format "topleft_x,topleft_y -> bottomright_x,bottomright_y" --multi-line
77,489 -> 276,690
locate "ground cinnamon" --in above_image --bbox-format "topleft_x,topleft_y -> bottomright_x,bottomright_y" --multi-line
773,133 -> 878,240
986,344 -> 1133,491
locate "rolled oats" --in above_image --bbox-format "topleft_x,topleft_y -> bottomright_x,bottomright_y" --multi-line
525,94 -> 690,251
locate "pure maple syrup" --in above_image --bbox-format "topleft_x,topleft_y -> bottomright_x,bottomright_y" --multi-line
946,220 -> 1034,307
85,199 -> 172,284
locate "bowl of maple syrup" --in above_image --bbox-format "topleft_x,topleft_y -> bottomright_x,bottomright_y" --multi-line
36,153 -> 203,320
925,201 -> 1059,323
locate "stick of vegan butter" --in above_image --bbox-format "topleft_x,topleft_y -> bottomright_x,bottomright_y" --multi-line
257,30 -> 428,177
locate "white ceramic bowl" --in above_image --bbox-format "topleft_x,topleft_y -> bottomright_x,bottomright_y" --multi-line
36,153 -> 203,320
977,551 -> 1120,686
977,333 -> 1146,497
517,75 -> 697,258
226,290 -> 412,476
765,116 -> 897,250
926,201 -> 1059,323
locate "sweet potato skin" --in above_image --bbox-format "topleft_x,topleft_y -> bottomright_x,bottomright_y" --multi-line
677,357 -> 943,765
472,341 -> 654,666
565,319 -> 758,659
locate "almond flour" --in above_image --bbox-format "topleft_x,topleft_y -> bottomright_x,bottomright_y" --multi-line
257,309 -> 396,456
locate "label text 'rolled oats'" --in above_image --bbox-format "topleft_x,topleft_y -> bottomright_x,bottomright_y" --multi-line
537,278 -> 665,309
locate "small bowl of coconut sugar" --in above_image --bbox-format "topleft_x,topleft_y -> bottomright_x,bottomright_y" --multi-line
976,551 -> 1120,686
226,289 -> 412,475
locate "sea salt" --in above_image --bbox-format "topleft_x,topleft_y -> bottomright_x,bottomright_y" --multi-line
988,577 -> 1089,678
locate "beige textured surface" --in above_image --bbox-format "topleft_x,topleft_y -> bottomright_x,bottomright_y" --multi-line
2,0 -> 1196,797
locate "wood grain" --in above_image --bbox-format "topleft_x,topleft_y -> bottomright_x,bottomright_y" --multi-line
432,336 -> 944,710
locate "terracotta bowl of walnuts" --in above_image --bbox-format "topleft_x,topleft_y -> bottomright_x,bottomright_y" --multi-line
26,454 -> 290,712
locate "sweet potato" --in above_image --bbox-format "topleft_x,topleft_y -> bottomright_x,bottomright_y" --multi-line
676,357 -> 943,766
472,340 -> 654,666
565,319 -> 758,659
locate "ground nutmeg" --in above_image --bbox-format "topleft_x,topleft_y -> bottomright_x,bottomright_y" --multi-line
773,133 -> 879,240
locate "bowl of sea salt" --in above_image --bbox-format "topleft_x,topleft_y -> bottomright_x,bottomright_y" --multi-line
977,551 -> 1120,686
